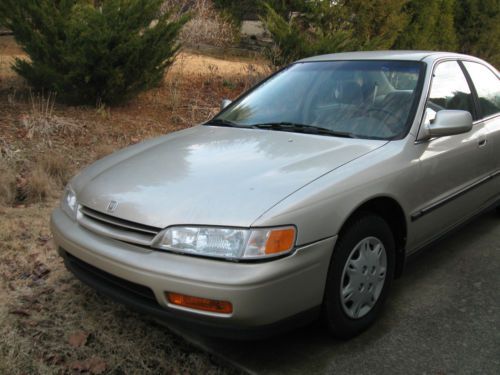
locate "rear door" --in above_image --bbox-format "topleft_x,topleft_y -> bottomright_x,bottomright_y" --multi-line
411,60 -> 493,247
461,60 -> 500,200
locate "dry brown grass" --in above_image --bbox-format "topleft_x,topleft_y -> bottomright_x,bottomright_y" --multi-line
0,146 -> 72,207
0,205 -> 235,375
20,164 -> 56,203
0,33 -> 262,374
93,143 -> 118,161
162,0 -> 238,48
39,151 -> 73,187
0,158 -> 17,206
19,91 -> 82,145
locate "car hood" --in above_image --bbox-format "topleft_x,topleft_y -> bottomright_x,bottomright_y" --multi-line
78,125 -> 387,228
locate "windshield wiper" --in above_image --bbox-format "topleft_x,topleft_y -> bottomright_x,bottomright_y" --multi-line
203,118 -> 253,129
206,120 -> 357,138
251,122 -> 356,138
205,118 -> 244,128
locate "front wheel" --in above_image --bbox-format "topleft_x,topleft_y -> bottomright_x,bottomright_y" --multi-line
323,214 -> 395,339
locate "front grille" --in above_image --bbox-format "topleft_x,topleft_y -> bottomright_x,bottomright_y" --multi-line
65,252 -> 157,303
78,206 -> 162,246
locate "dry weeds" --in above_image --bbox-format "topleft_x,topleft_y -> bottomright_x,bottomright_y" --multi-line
0,145 -> 73,207
0,33 -> 263,374
0,139 -> 22,162
162,0 -> 238,48
0,158 -> 17,206
0,205 -> 234,375
93,144 -> 118,161
20,164 -> 57,203
19,91 -> 82,145
39,152 -> 73,187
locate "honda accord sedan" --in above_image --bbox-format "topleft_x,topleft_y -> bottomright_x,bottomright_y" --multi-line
51,51 -> 500,339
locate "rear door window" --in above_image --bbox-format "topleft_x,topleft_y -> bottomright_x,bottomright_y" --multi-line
463,61 -> 500,118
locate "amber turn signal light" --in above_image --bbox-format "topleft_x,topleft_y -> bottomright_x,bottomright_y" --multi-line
265,228 -> 296,254
166,292 -> 233,314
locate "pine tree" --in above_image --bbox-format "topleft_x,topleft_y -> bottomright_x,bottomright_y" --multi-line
455,0 -> 500,66
0,0 -> 189,105
262,0 -> 408,66
344,0 -> 408,50
262,1 -> 354,66
395,0 -> 457,51
212,0 -> 307,23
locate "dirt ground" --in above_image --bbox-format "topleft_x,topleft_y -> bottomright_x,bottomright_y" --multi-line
0,34 -> 269,374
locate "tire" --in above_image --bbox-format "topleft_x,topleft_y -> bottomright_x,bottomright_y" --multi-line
323,214 -> 395,339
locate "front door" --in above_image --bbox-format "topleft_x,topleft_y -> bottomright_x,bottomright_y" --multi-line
411,60 -> 493,248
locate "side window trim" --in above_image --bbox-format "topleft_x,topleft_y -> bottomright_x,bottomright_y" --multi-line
415,59 -> 450,141
458,60 -> 481,121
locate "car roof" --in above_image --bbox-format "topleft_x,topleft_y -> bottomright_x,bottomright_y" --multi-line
297,50 -> 475,63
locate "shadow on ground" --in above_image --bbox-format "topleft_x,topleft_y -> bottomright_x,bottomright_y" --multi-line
166,211 -> 500,374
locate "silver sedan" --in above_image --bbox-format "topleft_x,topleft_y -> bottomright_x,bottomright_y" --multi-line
51,51 -> 500,339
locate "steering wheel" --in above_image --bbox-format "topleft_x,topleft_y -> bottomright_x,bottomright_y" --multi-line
365,107 -> 403,123
363,107 -> 405,134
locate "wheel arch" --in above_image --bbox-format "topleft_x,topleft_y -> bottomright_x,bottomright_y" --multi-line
339,196 -> 408,278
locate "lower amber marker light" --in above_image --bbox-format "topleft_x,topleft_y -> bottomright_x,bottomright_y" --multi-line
166,292 -> 233,314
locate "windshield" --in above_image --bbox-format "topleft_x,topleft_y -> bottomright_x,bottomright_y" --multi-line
211,60 -> 424,140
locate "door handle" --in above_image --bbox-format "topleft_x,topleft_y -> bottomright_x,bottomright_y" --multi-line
478,137 -> 487,147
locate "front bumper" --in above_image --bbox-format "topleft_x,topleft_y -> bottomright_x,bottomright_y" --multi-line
51,208 -> 336,339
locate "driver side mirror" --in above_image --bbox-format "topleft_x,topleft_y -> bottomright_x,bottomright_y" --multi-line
428,110 -> 473,138
220,99 -> 232,111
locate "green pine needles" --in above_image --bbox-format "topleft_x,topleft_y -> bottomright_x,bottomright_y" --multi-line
0,0 -> 189,105
261,0 -> 408,67
259,0 -> 499,67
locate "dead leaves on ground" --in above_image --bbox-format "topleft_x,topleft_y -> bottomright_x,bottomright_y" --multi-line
67,337 -> 108,375
32,260 -> 51,281
8,287 -> 108,373
68,331 -> 89,348
69,357 -> 107,374
8,308 -> 31,317
0,208 -> 110,374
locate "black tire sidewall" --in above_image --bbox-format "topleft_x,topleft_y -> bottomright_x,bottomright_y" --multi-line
323,214 -> 396,339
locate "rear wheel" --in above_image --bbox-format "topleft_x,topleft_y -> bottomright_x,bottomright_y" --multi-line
323,214 -> 395,339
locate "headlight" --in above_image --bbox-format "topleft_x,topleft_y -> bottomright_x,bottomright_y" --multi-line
154,226 -> 296,260
61,185 -> 78,220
